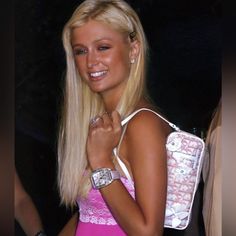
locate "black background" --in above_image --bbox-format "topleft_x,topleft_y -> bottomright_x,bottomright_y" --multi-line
15,0 -> 221,235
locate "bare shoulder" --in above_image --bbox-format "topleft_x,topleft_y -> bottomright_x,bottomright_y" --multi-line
126,109 -> 171,139
123,109 -> 171,179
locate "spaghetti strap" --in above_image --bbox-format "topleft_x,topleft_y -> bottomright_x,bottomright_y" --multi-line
113,148 -> 133,182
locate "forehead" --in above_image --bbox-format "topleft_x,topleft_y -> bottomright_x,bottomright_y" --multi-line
71,19 -> 126,45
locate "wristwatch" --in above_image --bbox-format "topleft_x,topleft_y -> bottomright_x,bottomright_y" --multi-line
35,231 -> 47,236
91,168 -> 120,189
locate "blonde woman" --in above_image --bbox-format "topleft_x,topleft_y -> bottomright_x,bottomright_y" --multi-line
58,0 -> 170,235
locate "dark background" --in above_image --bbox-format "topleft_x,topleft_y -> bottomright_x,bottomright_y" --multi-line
15,0 -> 221,235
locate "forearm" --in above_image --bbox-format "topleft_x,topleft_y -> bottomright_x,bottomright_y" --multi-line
90,161 -> 165,235
15,196 -> 43,236
100,180 -> 164,236
58,213 -> 78,236
90,164 -> 149,234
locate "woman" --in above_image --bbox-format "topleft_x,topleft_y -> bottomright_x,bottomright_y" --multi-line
58,0 -> 170,235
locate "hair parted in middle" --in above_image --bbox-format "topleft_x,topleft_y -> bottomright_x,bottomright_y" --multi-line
58,0 -> 150,207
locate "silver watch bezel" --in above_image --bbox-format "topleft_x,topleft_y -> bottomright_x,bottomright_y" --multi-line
91,168 -> 120,189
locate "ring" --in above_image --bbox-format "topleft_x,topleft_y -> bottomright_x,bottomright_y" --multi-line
90,116 -> 101,126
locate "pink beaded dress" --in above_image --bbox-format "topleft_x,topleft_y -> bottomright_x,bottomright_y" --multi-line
76,176 -> 135,235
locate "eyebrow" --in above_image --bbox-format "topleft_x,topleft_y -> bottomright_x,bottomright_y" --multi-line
71,43 -> 84,49
72,37 -> 113,48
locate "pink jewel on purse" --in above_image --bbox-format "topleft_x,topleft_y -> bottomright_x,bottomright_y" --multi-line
120,108 -> 205,230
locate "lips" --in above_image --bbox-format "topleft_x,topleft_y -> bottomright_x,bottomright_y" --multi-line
89,70 -> 108,80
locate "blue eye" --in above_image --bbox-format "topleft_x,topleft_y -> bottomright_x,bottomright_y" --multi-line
98,46 -> 110,51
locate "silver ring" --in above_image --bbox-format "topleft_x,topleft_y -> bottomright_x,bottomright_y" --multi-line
90,116 -> 101,126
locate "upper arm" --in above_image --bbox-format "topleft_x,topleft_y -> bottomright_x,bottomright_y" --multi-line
126,111 -> 170,227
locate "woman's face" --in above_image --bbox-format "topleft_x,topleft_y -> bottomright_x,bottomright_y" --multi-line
71,19 -> 138,99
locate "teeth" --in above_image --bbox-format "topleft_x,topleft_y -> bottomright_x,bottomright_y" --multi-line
90,71 -> 107,77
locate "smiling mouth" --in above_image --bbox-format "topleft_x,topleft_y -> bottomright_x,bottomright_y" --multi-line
89,70 -> 107,79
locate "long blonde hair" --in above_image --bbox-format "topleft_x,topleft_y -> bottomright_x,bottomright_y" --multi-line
205,98 -> 221,145
58,0 -> 149,207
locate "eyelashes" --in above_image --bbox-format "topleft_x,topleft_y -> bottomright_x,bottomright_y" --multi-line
73,45 -> 111,56
98,46 -> 111,51
73,48 -> 87,55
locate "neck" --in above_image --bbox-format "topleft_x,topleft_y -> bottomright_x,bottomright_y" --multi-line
101,92 -> 121,113
102,94 -> 150,115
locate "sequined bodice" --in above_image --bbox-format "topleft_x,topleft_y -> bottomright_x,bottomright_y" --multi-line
77,177 -> 135,225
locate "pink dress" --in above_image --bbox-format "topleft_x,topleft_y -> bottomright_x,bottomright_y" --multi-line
76,176 -> 135,235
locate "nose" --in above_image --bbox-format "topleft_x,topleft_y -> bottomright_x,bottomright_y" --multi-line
87,50 -> 99,68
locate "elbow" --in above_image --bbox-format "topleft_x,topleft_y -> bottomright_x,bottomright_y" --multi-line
128,225 -> 164,236
14,194 -> 32,217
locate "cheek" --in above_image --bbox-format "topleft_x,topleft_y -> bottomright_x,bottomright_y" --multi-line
109,50 -> 130,68
74,58 -> 86,77
74,57 -> 82,69
113,52 -> 131,74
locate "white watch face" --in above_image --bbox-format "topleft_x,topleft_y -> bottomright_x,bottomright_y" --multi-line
91,168 -> 112,189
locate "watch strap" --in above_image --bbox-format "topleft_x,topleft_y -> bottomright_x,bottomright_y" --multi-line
110,169 -> 120,180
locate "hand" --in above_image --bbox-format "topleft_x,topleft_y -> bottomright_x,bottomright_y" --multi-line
87,110 -> 122,170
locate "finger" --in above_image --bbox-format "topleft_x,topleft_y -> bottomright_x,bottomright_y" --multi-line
102,112 -> 112,127
90,116 -> 99,125
90,115 -> 103,128
111,110 -> 121,129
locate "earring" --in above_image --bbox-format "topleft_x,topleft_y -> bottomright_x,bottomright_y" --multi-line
130,59 -> 135,64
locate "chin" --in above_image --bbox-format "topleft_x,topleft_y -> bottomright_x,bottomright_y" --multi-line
89,85 -> 106,94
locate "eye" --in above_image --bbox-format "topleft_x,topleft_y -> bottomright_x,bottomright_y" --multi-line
98,45 -> 111,51
73,48 -> 87,55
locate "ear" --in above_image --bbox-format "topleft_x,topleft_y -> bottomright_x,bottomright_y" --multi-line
129,40 -> 140,63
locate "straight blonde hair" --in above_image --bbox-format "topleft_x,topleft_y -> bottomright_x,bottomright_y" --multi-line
205,99 -> 221,145
58,0 -> 149,207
